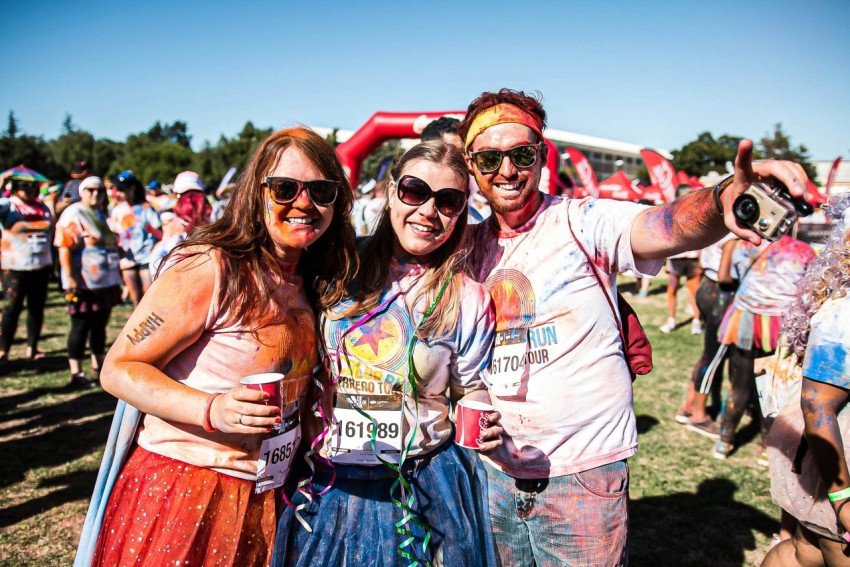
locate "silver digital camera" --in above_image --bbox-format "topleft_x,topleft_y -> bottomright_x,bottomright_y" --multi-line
732,181 -> 813,241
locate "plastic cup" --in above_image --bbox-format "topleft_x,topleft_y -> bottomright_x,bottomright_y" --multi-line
240,373 -> 284,410
455,399 -> 495,449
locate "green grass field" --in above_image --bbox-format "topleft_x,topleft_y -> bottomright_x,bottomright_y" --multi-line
0,278 -> 779,566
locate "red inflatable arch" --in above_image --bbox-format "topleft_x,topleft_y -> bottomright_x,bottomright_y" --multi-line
335,111 -> 564,195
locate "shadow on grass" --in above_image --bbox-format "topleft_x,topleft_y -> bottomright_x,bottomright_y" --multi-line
0,387 -> 49,415
630,477 -> 777,566
0,354 -> 69,375
636,414 -> 659,435
0,388 -> 116,436
620,280 -> 665,297
0,467 -> 99,528
0,389 -> 115,492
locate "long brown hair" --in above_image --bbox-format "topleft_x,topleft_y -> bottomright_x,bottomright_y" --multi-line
170,127 -> 357,328
341,141 -> 469,339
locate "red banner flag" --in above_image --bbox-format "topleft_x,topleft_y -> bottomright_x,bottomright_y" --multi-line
825,156 -> 842,193
806,180 -> 828,205
564,147 -> 599,198
640,149 -> 677,203
676,170 -> 692,187
598,171 -> 641,201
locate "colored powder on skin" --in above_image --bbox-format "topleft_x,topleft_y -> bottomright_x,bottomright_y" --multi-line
643,206 -> 676,240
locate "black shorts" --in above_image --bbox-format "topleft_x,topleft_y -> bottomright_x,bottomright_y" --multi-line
666,258 -> 701,279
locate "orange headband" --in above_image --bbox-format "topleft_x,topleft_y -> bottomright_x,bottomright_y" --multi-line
464,103 -> 544,150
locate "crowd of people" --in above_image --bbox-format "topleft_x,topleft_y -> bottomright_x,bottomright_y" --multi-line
1,87 -> 846,566
0,161 -> 217,388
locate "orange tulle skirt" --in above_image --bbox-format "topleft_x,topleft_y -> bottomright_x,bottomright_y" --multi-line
92,446 -> 278,566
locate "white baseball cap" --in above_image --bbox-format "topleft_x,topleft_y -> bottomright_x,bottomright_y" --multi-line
173,171 -> 204,195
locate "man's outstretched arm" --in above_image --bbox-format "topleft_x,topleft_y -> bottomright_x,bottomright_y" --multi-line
631,139 -> 809,261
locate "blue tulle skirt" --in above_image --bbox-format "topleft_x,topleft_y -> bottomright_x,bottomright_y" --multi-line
272,441 -> 497,566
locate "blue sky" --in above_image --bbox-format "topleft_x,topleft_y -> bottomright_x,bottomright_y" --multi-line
2,0 -> 848,159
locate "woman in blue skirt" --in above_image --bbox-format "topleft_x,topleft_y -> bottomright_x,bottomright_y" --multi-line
273,140 -> 501,566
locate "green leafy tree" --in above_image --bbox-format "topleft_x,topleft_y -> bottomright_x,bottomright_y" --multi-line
361,141 -> 404,184
145,121 -> 192,148
758,123 -> 817,181
92,138 -> 125,177
62,113 -> 76,135
671,132 -> 743,177
47,129 -> 96,177
325,128 -> 340,147
116,141 -> 195,184
0,134 -> 55,177
6,111 -> 18,138
193,121 -> 272,185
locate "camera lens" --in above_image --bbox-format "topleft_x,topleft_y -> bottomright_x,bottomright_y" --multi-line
733,195 -> 759,222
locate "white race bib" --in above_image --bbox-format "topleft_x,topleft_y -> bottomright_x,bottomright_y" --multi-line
328,392 -> 403,465
27,233 -> 48,255
256,406 -> 301,493
483,328 -> 528,398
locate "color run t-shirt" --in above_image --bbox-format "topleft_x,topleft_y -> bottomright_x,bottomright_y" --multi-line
320,260 -> 494,463
699,233 -> 736,282
467,194 -> 663,478
108,201 -> 161,266
0,196 -> 53,271
802,296 -> 850,389
53,202 -> 121,290
732,236 -> 815,317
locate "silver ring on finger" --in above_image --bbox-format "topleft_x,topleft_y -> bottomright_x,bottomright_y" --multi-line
238,413 -> 245,426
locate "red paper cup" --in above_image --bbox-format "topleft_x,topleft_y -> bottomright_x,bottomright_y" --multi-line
240,373 -> 284,410
455,399 -> 495,449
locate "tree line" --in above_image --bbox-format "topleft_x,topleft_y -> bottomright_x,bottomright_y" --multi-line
1,112 -> 274,187
0,111 -> 818,186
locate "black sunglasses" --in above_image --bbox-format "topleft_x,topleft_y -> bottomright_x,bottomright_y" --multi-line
395,175 -> 467,217
262,176 -> 339,207
12,181 -> 39,191
469,143 -> 543,174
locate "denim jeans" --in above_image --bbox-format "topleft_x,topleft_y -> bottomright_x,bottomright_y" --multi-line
484,460 -> 629,567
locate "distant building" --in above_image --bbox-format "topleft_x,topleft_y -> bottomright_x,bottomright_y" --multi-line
544,128 -> 671,180
813,159 -> 850,194
310,125 -> 672,181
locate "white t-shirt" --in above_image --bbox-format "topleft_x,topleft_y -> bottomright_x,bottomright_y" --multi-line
732,236 -> 815,317
320,260 -> 494,462
803,295 -> 850,389
468,194 -> 663,478
699,233 -> 735,282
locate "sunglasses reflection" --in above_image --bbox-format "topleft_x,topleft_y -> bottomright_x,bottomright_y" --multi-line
396,175 -> 467,217
470,143 -> 541,174
262,177 -> 339,207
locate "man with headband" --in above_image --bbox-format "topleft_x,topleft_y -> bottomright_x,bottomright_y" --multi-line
459,88 -> 811,565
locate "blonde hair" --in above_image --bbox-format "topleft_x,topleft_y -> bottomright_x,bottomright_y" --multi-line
338,141 -> 470,339
783,192 -> 850,359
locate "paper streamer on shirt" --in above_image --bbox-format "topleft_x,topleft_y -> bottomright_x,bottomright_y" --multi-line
318,274 -> 452,566
278,365 -> 336,533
